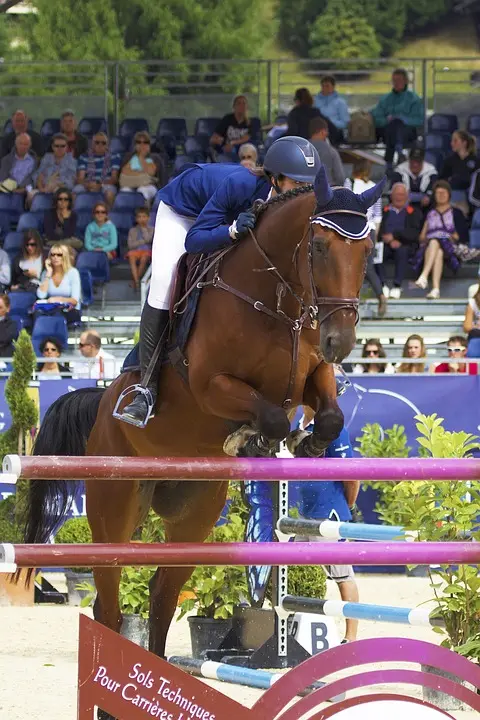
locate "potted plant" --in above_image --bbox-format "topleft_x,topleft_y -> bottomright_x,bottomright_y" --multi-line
0,495 -> 35,606
54,517 -> 94,606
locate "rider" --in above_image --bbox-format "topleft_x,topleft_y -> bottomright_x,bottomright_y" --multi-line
117,136 -> 322,427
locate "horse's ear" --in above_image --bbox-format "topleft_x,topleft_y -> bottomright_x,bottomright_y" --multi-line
314,166 -> 334,207
358,176 -> 388,210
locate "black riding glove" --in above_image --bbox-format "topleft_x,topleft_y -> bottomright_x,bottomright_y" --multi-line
230,211 -> 256,241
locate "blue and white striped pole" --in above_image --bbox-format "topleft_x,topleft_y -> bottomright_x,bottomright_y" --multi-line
280,595 -> 445,628
277,517 -> 417,542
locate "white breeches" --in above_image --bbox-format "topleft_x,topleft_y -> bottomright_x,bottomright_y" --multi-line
147,201 -> 196,310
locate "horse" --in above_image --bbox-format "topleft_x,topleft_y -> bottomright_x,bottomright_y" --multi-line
24,167 -> 382,667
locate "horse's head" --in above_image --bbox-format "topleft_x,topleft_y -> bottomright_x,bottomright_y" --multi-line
309,167 -> 386,363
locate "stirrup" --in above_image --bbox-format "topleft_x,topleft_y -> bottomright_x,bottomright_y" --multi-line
112,384 -> 156,429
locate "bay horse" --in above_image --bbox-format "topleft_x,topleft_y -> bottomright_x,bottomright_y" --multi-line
24,168 -> 383,663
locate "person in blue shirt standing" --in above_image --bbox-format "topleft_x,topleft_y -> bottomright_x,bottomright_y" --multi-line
117,135 -> 322,427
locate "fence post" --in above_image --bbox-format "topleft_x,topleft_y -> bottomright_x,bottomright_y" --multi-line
422,59 -> 429,136
267,60 -> 272,124
113,63 -> 119,135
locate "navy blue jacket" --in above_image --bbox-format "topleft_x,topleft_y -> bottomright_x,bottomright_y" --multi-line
157,163 -> 270,254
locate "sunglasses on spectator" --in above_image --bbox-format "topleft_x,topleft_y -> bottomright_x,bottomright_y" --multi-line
136,139 -> 150,144
365,349 -> 380,356
43,346 -> 59,353
57,196 -> 69,201
53,144 -> 67,149
94,140 -> 107,145
448,347 -> 464,353
95,210 -> 107,215
26,242 -> 37,247
50,252 -> 63,257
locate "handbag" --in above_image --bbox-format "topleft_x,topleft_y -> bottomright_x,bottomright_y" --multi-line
119,171 -> 154,189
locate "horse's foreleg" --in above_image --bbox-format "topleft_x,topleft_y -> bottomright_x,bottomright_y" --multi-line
198,373 -> 290,457
287,363 -> 343,457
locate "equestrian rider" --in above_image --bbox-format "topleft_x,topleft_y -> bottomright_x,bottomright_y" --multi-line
116,135 -> 322,427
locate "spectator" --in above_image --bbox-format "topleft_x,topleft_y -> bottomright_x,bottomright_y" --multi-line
126,207 -> 153,292
376,182 -> 423,299
313,75 -> 350,146
238,143 -> 258,169
438,131 -> 480,214
463,284 -> 480,341
391,147 -> 437,212
84,202 -> 118,260
1,109 -> 44,159
414,180 -> 469,299
286,88 -> 321,140
371,68 -> 423,167
74,132 -> 120,207
59,110 -> 88,159
37,337 -> 70,380
43,187 -> 81,250
10,230 -> 44,293
0,247 -> 10,293
119,131 -> 160,204
0,133 -> 37,196
310,117 -> 345,186
0,294 -> 17,359
353,339 -> 394,374
210,95 -> 253,160
71,329 -> 116,379
37,243 -> 81,323
28,133 -> 77,205
344,159 -> 386,315
264,115 -> 288,148
433,335 -> 477,375
395,334 -> 427,373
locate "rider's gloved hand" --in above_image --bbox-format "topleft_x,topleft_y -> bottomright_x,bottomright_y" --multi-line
229,211 -> 257,241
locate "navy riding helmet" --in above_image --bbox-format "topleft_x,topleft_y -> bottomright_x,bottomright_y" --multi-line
263,135 -> 321,183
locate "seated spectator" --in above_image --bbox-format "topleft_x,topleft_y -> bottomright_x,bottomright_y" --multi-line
28,133 -> 77,206
74,132 -> 120,208
353,339 -> 394,374
313,75 -> 350,146
1,109 -> 44,159
371,68 -> 423,167
0,246 -> 10,293
433,335 -> 477,375
119,131 -> 160,204
264,115 -> 288,147
344,159 -> 386,315
126,207 -> 153,292
0,133 -> 38,196
59,110 -> 88,159
438,131 -> 480,215
238,143 -> 258,169
310,117 -> 345,186
210,95 -> 253,161
43,187 -> 81,250
71,330 -> 117,379
37,336 -> 70,380
463,284 -> 480,341
391,147 -> 437,212
376,182 -> 423,299
286,88 -> 321,140
395,334 -> 427,373
414,180 -> 469,299
84,202 -> 118,260
10,230 -> 44,293
0,294 -> 17,359
37,243 -> 81,324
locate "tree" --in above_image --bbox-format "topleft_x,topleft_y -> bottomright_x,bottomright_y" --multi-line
277,0 -> 328,56
363,0 -> 407,56
309,0 -> 381,66
404,0 -> 455,31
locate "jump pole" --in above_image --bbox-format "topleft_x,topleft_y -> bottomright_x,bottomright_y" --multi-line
277,517 -> 417,542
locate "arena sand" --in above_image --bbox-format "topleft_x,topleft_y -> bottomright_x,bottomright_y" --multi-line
0,574 -> 476,719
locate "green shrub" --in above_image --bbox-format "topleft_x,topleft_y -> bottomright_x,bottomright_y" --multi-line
55,517 -> 92,573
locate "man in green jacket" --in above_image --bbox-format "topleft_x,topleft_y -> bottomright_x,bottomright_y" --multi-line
371,68 -> 424,168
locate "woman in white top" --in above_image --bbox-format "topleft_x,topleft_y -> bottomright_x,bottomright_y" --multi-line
463,284 -> 480,341
37,243 -> 82,324
345,159 -> 386,315
353,338 -> 395,374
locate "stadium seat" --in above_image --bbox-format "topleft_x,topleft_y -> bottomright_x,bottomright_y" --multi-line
109,135 -> 128,155
16,212 -> 43,233
467,115 -> 480,134
466,337 -> 480,358
8,290 -> 36,329
76,251 -> 110,308
74,193 -> 104,212
0,193 -> 26,230
32,315 -> 69,356
183,136 -> 206,162
10,315 -> 27,334
109,210 -> 133,252
30,193 -> 53,212
40,118 -> 61,138
113,192 -> 146,213
424,149 -> 444,170
171,155 -> 194,177
425,133 -> 451,153
427,114 -> 458,134
78,117 -> 108,137
3,118 -> 33,134
119,118 -> 150,143
194,117 -> 220,138
75,210 -> 93,239
3,231 -> 23,259
469,209 -> 480,248
156,131 -> 177,162
156,118 -> 188,144
249,116 -> 263,146
78,269 -> 94,308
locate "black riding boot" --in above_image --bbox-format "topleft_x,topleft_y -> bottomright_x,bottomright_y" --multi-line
118,303 -> 170,427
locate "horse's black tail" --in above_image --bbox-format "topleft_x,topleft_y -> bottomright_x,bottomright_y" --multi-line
23,387 -> 105,579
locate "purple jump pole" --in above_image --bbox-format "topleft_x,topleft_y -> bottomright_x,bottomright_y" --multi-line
2,542 -> 480,569
3,455 -> 480,482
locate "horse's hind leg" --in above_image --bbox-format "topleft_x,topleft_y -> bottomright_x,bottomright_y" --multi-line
198,373 -> 290,457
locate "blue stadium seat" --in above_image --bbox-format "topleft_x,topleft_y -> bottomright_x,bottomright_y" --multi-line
0,212 -> 12,240
3,231 -> 23,258
17,212 -> 43,233
424,149 -> 444,170
425,133 -> 451,152
249,116 -> 262,146
467,115 -> 480,134
157,131 -> 177,162
74,193 -> 104,212
113,192 -> 146,213
76,251 -> 110,284
469,209 -> 480,248
3,118 -> 33,134
109,135 -> 128,155
194,117 -> 220,138
10,315 -> 27,334
109,210 -> 133,252
8,291 -> 37,316
75,210 -> 93,239
30,193 -> 53,212
0,193 -> 26,230
466,337 -> 480,358
32,315 -> 68,356
119,118 -> 149,144
78,117 -> 108,137
78,269 -> 94,308
40,118 -> 61,138
171,155 -> 194,177
156,118 -> 188,144
427,114 -> 458,134
184,136 -> 206,162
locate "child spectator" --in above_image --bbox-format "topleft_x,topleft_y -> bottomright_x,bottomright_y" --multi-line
10,230 -> 44,293
126,207 -> 153,291
395,334 -> 427,373
463,284 -> 480,342
84,202 -> 118,260
433,335 -> 477,375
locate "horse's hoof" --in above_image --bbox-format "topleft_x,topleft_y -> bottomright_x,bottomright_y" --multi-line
223,424 -> 256,456
236,433 -> 278,458
286,429 -> 310,455
288,430 -> 327,458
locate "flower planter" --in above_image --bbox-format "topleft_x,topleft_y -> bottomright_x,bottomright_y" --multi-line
121,614 -> 149,650
65,570 -> 94,606
0,569 -> 34,606
188,616 -> 233,659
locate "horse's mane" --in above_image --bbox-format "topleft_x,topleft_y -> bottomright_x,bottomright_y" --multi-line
253,183 -> 313,219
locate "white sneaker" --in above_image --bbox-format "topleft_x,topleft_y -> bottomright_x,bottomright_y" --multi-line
426,288 -> 440,300
382,285 -> 390,298
415,275 -> 428,290
389,286 -> 402,299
